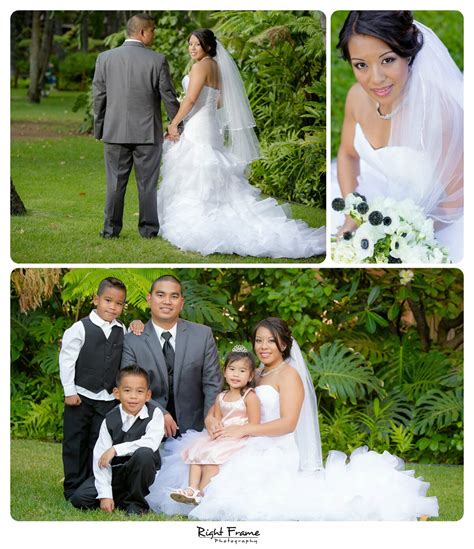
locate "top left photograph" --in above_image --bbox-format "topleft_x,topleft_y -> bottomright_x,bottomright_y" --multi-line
10,10 -> 327,264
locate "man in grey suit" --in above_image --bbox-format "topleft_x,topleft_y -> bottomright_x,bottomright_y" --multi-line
93,14 -> 180,239
121,275 -> 222,437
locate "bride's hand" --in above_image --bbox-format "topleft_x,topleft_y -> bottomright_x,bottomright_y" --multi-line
129,319 -> 145,336
167,124 -> 180,142
336,216 -> 358,240
214,425 -> 248,439
205,415 -> 223,438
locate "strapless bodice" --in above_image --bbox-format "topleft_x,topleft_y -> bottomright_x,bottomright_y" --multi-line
255,384 -> 281,423
182,75 -> 219,117
354,123 -> 433,206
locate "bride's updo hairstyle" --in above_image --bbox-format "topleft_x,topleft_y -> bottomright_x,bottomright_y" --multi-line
252,317 -> 293,361
337,11 -> 423,66
188,28 -> 217,57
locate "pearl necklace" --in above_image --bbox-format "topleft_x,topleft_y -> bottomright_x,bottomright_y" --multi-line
259,361 -> 287,377
375,101 -> 403,121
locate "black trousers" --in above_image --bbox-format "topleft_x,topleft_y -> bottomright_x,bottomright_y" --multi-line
102,142 -> 162,238
69,447 -> 160,512
62,396 -> 117,500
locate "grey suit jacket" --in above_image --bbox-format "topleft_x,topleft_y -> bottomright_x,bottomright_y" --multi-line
121,319 -> 222,433
92,41 -> 180,144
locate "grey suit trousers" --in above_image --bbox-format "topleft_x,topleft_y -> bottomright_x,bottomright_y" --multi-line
103,142 -> 162,238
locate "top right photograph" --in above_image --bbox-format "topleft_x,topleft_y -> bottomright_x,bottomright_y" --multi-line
330,10 -> 463,264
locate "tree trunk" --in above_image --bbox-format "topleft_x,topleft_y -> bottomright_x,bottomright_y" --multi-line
407,298 -> 431,352
80,12 -> 89,52
11,179 -> 27,216
28,11 -> 55,103
438,311 -> 464,348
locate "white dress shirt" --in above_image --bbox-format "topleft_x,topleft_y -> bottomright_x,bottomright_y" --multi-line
151,321 -> 177,352
59,310 -> 126,400
93,403 -> 164,499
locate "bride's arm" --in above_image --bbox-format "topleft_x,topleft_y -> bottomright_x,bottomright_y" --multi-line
337,91 -> 360,197
335,85 -> 361,236
216,368 -> 304,439
167,62 -> 208,138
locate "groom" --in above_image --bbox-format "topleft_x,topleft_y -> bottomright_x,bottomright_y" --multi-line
93,13 -> 180,239
121,275 -> 222,437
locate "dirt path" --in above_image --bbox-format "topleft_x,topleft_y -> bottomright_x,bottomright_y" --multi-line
11,120 -> 83,140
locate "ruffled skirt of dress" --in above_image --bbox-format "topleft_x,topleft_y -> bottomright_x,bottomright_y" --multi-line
157,127 -> 325,258
146,431 -> 439,521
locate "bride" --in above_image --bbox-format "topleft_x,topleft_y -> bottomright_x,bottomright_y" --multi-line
146,317 -> 438,520
332,11 -> 463,262
157,28 -> 326,259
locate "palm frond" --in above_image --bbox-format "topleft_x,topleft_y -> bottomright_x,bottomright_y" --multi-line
414,388 -> 463,434
309,341 -> 383,404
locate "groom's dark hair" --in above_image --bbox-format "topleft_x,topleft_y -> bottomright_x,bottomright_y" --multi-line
126,14 -> 155,37
149,274 -> 183,295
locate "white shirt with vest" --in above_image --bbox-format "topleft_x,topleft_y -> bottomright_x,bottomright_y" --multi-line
93,403 -> 164,499
59,310 -> 126,401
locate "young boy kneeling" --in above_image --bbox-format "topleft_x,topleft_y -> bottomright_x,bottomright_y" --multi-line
70,365 -> 164,515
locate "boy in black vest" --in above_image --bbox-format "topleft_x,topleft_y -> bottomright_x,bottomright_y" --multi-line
69,365 -> 164,515
59,277 -> 127,500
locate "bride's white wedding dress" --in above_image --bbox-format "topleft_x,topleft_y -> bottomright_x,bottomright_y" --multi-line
157,77 -> 326,258
330,124 -> 464,261
146,383 -> 438,521
331,21 -> 463,263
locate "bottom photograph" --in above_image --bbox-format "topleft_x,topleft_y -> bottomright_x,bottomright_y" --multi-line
10,267 -> 463,521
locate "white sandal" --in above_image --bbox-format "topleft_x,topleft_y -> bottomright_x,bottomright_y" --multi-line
169,487 -> 203,505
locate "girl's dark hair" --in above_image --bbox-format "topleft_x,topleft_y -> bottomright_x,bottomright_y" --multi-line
337,11 -> 423,66
188,28 -> 217,57
223,350 -> 257,393
252,317 -> 293,361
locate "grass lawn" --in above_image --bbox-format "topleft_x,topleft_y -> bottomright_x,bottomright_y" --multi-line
11,438 -> 463,521
10,89 -> 325,264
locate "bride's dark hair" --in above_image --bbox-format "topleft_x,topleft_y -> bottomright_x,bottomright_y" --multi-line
252,317 -> 292,360
337,11 -> 423,66
188,28 -> 217,57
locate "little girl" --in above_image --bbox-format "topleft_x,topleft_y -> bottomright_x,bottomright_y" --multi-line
169,346 -> 260,505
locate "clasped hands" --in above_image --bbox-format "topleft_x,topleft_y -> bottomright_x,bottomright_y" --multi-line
165,124 -> 180,142
205,416 -> 247,440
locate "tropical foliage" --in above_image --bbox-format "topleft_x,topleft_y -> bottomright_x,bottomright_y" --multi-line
11,268 -> 463,464
69,10 -> 326,207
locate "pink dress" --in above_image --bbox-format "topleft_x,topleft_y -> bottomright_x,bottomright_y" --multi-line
181,389 -> 253,465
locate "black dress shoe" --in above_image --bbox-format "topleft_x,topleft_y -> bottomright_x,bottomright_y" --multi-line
99,231 -> 119,239
140,233 -> 158,239
126,504 -> 149,515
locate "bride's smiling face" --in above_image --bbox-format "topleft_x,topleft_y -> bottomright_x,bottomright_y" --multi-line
254,327 -> 285,368
348,33 -> 411,109
188,35 -> 207,61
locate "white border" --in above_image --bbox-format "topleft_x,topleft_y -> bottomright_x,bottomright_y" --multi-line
3,1 -> 471,548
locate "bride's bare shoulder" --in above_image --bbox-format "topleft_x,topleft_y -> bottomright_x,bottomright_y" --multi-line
346,83 -> 372,122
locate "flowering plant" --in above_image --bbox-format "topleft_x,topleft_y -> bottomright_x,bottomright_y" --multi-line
331,193 -> 450,263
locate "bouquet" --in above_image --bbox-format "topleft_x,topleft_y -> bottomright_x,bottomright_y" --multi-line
331,193 -> 450,263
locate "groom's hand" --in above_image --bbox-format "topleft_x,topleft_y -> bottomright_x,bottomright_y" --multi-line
164,413 -> 179,437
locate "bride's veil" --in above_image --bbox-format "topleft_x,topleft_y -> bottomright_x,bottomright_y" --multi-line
290,338 -> 324,471
214,40 -> 260,165
389,21 -> 463,225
